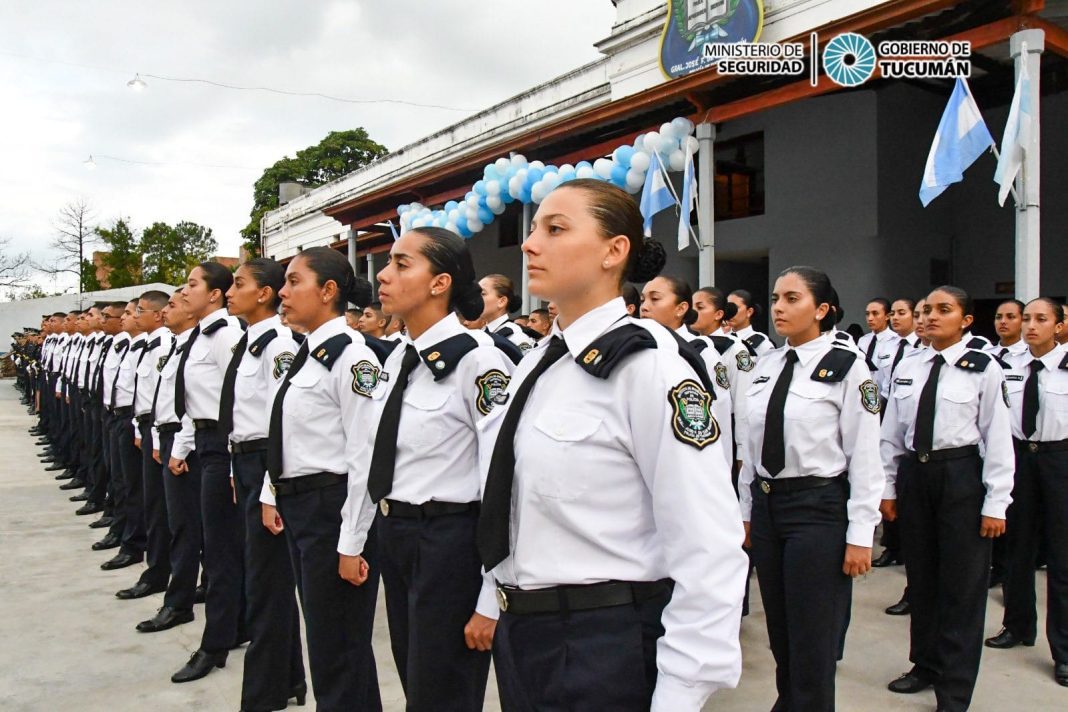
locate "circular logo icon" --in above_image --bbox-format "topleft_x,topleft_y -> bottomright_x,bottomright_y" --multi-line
823,33 -> 876,87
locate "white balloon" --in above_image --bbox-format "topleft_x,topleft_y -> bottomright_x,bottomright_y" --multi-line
486,195 -> 502,211
576,165 -> 595,180
486,180 -> 501,196
685,136 -> 700,154
669,149 -> 686,172
510,154 -> 527,167
491,201 -> 506,215
468,218 -> 484,232
467,207 -> 479,221
494,157 -> 510,174
542,173 -> 561,189
643,131 -> 662,154
448,209 -> 460,223
445,222 -> 458,234
559,163 -> 575,176
625,168 -> 645,192
629,151 -> 650,172
593,158 -> 614,179
672,117 -> 694,137
531,183 -> 547,203
529,160 -> 545,170
466,196 -> 480,209
508,176 -> 523,197
659,122 -> 676,140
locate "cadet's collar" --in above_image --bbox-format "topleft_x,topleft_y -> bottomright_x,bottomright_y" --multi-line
734,324 -> 755,339
130,332 -> 147,346
929,338 -> 968,364
999,340 -> 1027,354
306,316 -> 348,353
551,297 -> 628,360
198,308 -> 229,329
900,330 -> 917,346
411,312 -> 465,352
711,326 -> 730,337
785,336 -> 827,368
486,314 -> 510,333
1031,343 -> 1066,370
246,314 -> 281,341
174,326 -> 195,346
874,327 -> 895,342
147,326 -> 170,342
674,325 -> 697,342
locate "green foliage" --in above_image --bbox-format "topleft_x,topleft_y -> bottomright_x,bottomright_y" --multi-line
142,221 -> 218,285
95,219 -> 141,288
240,128 -> 388,256
80,259 -> 101,292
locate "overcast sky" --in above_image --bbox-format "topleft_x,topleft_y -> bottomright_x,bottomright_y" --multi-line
0,0 -> 616,293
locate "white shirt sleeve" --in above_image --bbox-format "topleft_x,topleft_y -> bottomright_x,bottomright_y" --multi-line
839,362 -> 886,546
976,365 -> 1014,518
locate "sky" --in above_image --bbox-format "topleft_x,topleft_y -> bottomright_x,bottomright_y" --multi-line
0,0 -> 616,294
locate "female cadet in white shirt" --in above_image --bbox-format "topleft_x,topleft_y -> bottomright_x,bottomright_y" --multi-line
478,273 -> 538,355
220,258 -> 306,711
265,247 -> 382,712
170,261 -> 246,684
339,227 -> 515,711
477,179 -> 747,712
737,266 -> 883,712
728,288 -> 775,355
880,286 -> 1014,711
985,297 -> 1068,688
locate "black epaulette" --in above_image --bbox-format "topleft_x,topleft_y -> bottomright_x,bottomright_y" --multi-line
811,348 -> 859,382
745,333 -> 766,351
578,324 -> 658,380
994,354 -> 1012,370
1060,352 -> 1068,370
689,339 -> 710,354
667,331 -> 717,396
420,333 -> 479,381
953,350 -> 992,373
496,325 -> 515,338
488,332 -> 524,365
966,336 -> 989,350
519,325 -> 542,341
362,334 -> 399,365
237,318 -> 249,332
202,318 -> 228,336
246,330 -> 278,358
709,335 -> 735,355
144,336 -> 162,351
292,331 -> 306,345
310,333 -> 351,371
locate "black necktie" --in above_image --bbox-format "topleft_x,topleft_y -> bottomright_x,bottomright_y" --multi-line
999,347 -> 1009,360
109,341 -> 131,407
173,325 -> 201,419
761,349 -> 798,476
266,342 -> 310,483
131,338 -> 157,407
367,345 -> 422,503
1022,360 -> 1043,439
865,334 -> 879,371
217,332 -> 250,436
891,338 -> 911,376
478,336 -> 570,569
912,355 -> 945,453
151,339 -> 178,421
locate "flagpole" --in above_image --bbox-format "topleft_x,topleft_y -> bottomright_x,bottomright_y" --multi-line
696,123 -> 715,286
1010,29 -> 1044,302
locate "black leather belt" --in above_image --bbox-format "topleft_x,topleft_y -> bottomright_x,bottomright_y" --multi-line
495,579 -> 672,616
193,419 -> 219,431
231,438 -> 268,454
270,472 -> 346,498
378,499 -> 478,519
113,406 -> 134,418
909,444 -> 979,463
157,423 -> 181,435
136,414 -> 153,426
755,474 -> 844,495
1014,438 -> 1068,454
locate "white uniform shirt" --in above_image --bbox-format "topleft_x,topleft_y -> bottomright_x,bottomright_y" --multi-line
183,309 -> 244,420
113,333 -> 146,409
987,339 -> 1028,360
858,327 -> 902,398
478,297 -> 747,711
880,339 -> 1015,518
733,324 -> 775,356
134,327 -> 174,418
737,333 -> 885,545
155,328 -> 196,460
101,333 -> 132,408
486,314 -> 537,354
676,327 -> 734,467
231,315 -> 300,444
1003,344 -> 1068,442
61,333 -> 84,394
76,332 -> 103,391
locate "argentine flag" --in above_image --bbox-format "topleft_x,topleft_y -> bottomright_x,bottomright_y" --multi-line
994,46 -> 1034,206
919,78 -> 994,207
640,152 -> 676,237
677,144 -> 698,251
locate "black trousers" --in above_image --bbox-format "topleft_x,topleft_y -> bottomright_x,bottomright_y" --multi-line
378,509 -> 490,711
493,586 -> 670,711
749,479 -> 851,712
1003,445 -> 1068,663
232,449 -> 305,710
277,481 -> 381,712
138,421 -> 171,588
159,431 -> 203,612
107,413 -> 146,555
193,426 -> 245,654
85,401 -> 108,507
899,453 -> 990,712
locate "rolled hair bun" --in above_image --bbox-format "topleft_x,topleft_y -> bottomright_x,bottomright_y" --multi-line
453,280 -> 485,321
348,276 -> 373,310
722,301 -> 739,321
627,238 -> 666,283
506,293 -> 523,314
682,306 -> 699,327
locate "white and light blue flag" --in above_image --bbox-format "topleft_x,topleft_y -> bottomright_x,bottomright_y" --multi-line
640,151 -> 676,237
994,46 -> 1034,206
677,144 -> 698,251
919,78 -> 994,207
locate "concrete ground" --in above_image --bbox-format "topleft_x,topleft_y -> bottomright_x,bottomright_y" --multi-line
0,379 -> 1062,711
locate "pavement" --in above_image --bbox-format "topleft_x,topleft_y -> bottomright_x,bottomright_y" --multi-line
0,379 -> 1062,711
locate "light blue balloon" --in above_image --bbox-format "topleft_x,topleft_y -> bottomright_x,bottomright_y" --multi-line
520,188 -> 532,204
478,206 -> 493,224
611,164 -> 628,185
500,189 -> 516,204
458,224 -> 472,238
483,165 -> 498,181
474,180 -> 488,196
445,200 -> 459,212
613,145 -> 635,167
544,165 -> 559,175
527,167 -> 544,184
576,161 -> 593,172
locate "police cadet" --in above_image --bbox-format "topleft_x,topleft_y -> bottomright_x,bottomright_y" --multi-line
219,259 -> 307,711
737,266 -> 883,711
858,297 -> 902,402
990,298 -> 1028,359
115,291 -> 174,601
356,302 -> 391,339
138,289 -> 199,635
728,288 -> 775,355
341,227 -> 514,711
478,273 -> 538,355
641,275 -> 734,468
88,304 -> 126,531
880,286 -> 1014,711
263,247 -> 382,711
692,286 -> 758,408
985,297 -> 1068,688
478,179 -> 747,711
166,261 -> 246,683
78,306 -> 114,519
67,306 -> 103,506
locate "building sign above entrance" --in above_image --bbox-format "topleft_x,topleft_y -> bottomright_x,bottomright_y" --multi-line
659,0 -> 765,80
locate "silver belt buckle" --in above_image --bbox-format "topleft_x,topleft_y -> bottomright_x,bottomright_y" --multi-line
379,500 -> 390,517
760,480 -> 771,494
918,452 -> 930,463
1028,442 -> 1039,453
495,587 -> 509,612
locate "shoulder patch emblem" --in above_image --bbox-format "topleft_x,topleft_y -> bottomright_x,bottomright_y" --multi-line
736,350 -> 755,372
476,369 -> 511,416
350,360 -> 380,397
668,379 -> 720,450
273,352 -> 295,380
1002,381 -> 1010,408
859,379 -> 881,414
519,341 -> 533,353
157,355 -> 168,372
715,362 -> 729,390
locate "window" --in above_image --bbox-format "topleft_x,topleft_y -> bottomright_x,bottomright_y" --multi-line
498,203 -> 521,248
714,132 -> 764,221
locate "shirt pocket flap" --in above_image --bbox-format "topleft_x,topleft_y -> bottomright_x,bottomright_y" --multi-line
404,386 -> 452,412
788,380 -> 833,400
288,367 -> 322,389
533,410 -> 603,443
942,387 -> 973,404
237,358 -> 259,376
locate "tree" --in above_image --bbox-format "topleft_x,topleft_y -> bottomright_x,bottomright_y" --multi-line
80,259 -> 101,292
240,128 -> 388,256
141,221 -> 218,284
0,236 -> 30,289
35,199 -> 98,292
95,219 -> 142,288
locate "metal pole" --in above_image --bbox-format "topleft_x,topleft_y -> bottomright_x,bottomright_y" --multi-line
521,202 -> 534,312
1010,29 -> 1043,302
346,229 -> 358,271
367,253 -> 376,298
696,122 -> 716,287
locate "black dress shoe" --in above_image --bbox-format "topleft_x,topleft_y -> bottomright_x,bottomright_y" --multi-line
194,584 -> 207,604
101,552 -> 143,570
985,628 -> 1035,649
91,533 -> 122,551
44,463 -> 67,472
59,479 -> 85,491
89,515 -> 114,529
137,606 -> 194,633
885,598 -> 911,616
1055,663 -> 1068,687
54,469 -> 75,480
116,581 -> 166,600
171,649 -> 227,683
872,549 -> 902,567
290,680 -> 308,706
887,669 -> 935,694
69,492 -> 89,502
75,502 -> 104,516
